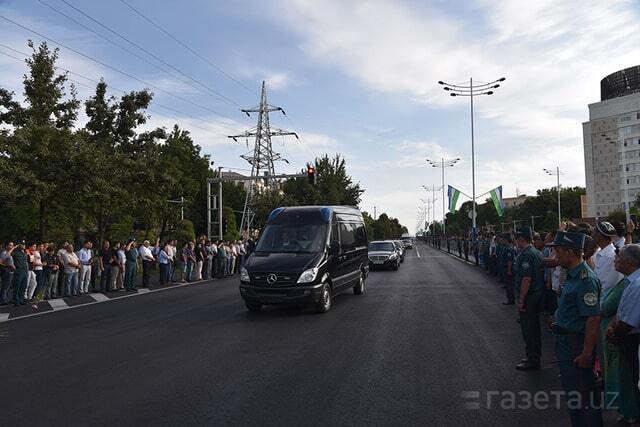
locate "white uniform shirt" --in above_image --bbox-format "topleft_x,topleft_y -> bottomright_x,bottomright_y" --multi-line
595,243 -> 623,302
139,245 -> 153,261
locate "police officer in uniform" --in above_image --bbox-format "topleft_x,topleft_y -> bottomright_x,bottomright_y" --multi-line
548,231 -> 602,427
503,233 -> 516,305
513,227 -> 545,370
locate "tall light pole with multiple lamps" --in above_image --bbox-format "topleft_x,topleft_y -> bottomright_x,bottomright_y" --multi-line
437,77 -> 505,239
422,185 -> 440,234
426,157 -> 460,236
543,167 -> 563,228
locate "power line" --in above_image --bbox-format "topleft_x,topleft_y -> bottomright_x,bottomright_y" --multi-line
57,0 -> 242,108
0,15 -> 241,122
118,0 -> 257,96
0,45 -> 241,136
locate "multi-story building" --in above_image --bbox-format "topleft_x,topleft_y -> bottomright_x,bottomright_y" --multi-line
583,65 -> 640,218
503,195 -> 530,209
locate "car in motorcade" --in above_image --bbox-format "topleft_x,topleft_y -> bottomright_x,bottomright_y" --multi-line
391,240 -> 405,263
368,240 -> 400,271
401,235 -> 413,249
239,206 -> 368,313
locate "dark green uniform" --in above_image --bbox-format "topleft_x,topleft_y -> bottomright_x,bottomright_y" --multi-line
124,247 -> 138,290
503,245 -> 516,304
514,245 -> 544,364
554,262 -> 602,427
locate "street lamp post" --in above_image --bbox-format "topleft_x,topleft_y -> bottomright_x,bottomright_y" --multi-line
543,167 -> 563,228
422,185 -> 440,235
426,157 -> 460,237
438,77 -> 505,241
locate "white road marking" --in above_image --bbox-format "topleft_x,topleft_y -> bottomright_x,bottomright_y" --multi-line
48,298 -> 69,311
416,247 -> 421,258
0,278 -> 213,323
90,293 -> 110,302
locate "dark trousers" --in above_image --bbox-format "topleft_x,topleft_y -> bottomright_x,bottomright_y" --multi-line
34,270 -> 45,298
0,268 -> 12,304
159,263 -> 169,285
543,288 -> 558,315
519,294 -> 542,363
99,268 -> 111,292
13,270 -> 27,305
142,260 -> 152,287
504,274 -> 515,304
555,334 -> 602,427
623,334 -> 640,404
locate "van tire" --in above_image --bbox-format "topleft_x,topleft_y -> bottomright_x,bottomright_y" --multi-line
245,302 -> 262,312
392,261 -> 399,271
315,283 -> 332,313
353,272 -> 365,295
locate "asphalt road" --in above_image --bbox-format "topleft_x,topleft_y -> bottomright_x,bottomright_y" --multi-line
1,242 -> 573,426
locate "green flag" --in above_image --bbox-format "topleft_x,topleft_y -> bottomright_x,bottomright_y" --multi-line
489,186 -> 505,217
448,185 -> 461,213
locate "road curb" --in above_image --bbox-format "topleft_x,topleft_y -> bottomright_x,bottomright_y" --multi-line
424,244 -> 477,267
0,276 -> 234,324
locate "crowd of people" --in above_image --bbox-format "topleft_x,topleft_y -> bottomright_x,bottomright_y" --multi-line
0,236 -> 255,308
431,221 -> 640,426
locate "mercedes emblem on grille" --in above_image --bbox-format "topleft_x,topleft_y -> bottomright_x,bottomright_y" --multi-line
266,274 -> 278,284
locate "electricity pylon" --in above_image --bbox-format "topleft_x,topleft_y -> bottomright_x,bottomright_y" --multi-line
228,81 -> 298,236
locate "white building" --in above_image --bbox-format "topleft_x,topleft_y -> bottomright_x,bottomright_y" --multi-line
583,65 -> 640,218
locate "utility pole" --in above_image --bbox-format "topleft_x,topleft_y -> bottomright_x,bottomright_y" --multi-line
228,81 -> 298,237
426,157 -> 460,236
373,205 -> 377,220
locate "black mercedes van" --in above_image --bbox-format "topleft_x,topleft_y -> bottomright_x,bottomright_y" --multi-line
239,206 -> 368,313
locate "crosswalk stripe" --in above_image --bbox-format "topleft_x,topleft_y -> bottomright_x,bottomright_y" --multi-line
90,293 -> 110,302
48,298 -> 69,311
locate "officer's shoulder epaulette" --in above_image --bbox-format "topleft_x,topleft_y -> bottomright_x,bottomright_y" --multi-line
580,268 -> 589,280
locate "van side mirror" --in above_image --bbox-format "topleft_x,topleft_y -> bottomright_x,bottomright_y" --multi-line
329,240 -> 341,255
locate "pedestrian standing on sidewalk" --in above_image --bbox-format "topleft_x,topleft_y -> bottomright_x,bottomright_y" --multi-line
11,241 -> 28,306
607,244 -> 640,426
548,231 -> 602,427
124,240 -> 139,291
217,242 -> 227,278
158,242 -> 170,286
138,240 -> 156,288
62,244 -> 79,297
109,242 -> 122,291
42,245 -> 59,299
98,240 -> 111,293
78,240 -> 93,294
194,239 -> 205,281
513,227 -> 545,371
0,241 -> 15,305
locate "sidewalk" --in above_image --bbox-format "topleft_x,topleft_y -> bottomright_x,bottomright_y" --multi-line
0,271 -> 237,323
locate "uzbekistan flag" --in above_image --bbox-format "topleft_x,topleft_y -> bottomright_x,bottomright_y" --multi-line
489,185 -> 505,217
448,185 -> 461,213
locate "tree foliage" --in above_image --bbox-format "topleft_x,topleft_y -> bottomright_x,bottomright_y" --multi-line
0,41 -> 212,243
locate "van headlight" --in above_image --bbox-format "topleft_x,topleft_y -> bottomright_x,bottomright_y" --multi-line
389,253 -> 397,260
240,267 -> 250,282
297,267 -> 319,284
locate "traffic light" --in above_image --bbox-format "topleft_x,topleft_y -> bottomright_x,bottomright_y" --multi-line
307,164 -> 317,185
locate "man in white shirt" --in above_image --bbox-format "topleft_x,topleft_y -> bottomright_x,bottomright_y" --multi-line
138,240 -> 156,288
77,241 -> 93,294
209,241 -> 218,279
116,245 -> 126,290
593,221 -> 623,303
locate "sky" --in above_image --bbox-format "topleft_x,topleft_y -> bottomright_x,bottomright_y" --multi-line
2,0 -> 640,233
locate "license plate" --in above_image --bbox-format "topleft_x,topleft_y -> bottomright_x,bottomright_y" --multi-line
373,261 -> 384,265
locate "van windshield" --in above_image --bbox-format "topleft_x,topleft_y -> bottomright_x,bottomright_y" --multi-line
255,223 -> 329,254
369,242 -> 395,252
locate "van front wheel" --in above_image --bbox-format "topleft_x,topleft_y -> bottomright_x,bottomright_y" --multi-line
353,272 -> 365,295
315,283 -> 332,313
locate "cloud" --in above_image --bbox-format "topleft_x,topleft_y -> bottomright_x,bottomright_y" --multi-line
271,0 -> 640,231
